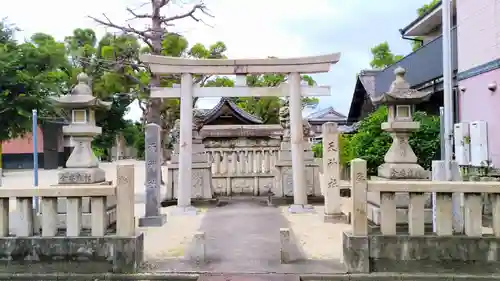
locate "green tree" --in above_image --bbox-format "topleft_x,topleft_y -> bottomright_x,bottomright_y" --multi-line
347,106 -> 440,174
411,0 -> 441,51
236,73 -> 319,124
417,0 -> 441,15
0,21 -> 69,169
203,72 -> 319,124
370,42 -> 403,69
90,1 -> 213,126
156,36 -> 230,135
90,2 -> 223,162
121,120 -> 145,158
63,29 -> 139,160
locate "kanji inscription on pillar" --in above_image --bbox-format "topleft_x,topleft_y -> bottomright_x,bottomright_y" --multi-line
322,122 -> 341,215
327,177 -> 338,189
327,141 -> 337,152
144,123 -> 162,217
327,158 -> 337,167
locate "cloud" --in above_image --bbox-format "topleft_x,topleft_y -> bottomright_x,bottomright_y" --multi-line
2,0 -> 432,121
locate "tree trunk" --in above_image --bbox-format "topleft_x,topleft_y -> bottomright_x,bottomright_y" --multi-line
148,4 -> 166,184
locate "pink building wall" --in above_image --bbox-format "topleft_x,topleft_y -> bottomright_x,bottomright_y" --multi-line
456,0 -> 500,73
457,0 -> 500,166
2,126 -> 44,154
459,69 -> 500,166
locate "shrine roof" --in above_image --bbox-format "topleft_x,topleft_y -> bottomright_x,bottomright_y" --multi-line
201,97 -> 263,125
307,106 -> 346,122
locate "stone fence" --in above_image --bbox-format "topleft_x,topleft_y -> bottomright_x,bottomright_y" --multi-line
205,147 -> 279,196
206,148 -> 278,176
344,158 -> 500,274
0,165 -> 143,274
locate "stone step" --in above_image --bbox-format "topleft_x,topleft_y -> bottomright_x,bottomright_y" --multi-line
10,272 -> 499,280
198,274 -> 300,281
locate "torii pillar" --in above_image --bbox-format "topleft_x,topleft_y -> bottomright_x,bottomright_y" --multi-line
287,72 -> 311,212
141,53 -> 341,213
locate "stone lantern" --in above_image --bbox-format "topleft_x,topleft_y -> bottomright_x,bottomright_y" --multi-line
53,73 -> 112,184
371,67 -> 432,179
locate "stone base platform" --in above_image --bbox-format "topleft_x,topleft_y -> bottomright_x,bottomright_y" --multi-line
270,196 -> 325,206
138,214 -> 167,227
57,167 -> 106,184
343,231 -> 500,274
0,234 -> 144,274
198,274 -> 300,281
7,272 -> 500,281
288,204 -> 315,214
170,206 -> 198,216
377,163 -> 428,180
160,198 -> 220,208
324,213 -> 350,223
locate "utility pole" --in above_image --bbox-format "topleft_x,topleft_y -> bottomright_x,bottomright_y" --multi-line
442,0 -> 454,182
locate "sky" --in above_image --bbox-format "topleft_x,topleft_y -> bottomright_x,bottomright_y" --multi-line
2,0 -> 431,121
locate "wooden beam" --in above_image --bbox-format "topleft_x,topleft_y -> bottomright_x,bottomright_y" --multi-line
150,85 -> 331,98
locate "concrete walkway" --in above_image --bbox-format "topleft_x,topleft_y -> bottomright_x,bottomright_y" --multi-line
148,198 -> 345,274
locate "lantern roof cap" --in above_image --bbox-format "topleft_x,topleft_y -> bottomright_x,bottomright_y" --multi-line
52,72 -> 112,109
371,67 -> 432,105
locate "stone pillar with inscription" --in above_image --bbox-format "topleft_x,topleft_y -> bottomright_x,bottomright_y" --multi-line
52,73 -> 112,226
138,123 -> 167,226
322,122 -> 348,223
367,67 -> 433,226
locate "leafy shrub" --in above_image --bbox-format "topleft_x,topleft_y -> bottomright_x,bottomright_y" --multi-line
347,106 -> 440,175
92,146 -> 105,159
339,133 -> 354,167
312,143 -> 323,158
312,134 -> 353,167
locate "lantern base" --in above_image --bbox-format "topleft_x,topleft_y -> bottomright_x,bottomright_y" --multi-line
377,163 -> 428,180
58,167 -> 106,185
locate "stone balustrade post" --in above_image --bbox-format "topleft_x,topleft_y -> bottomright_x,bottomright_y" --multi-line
117,164 -> 136,236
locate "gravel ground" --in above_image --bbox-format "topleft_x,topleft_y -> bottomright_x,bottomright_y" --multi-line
279,200 -> 352,262
134,204 -> 207,262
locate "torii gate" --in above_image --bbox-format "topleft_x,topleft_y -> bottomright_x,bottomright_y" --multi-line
141,53 -> 341,215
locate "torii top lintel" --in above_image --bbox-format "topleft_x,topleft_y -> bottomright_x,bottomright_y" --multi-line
140,53 -> 341,75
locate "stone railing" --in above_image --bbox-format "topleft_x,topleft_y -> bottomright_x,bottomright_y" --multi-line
206,148 -> 278,196
0,165 -> 143,274
206,148 -> 278,175
344,158 -> 500,274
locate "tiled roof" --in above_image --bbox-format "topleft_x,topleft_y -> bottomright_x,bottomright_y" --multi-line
201,97 -> 263,125
307,106 -> 346,120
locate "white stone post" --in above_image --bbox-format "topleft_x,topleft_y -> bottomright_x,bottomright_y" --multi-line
117,164 -> 136,236
288,72 -> 311,212
322,122 -> 348,223
432,160 -> 463,233
177,73 -> 193,208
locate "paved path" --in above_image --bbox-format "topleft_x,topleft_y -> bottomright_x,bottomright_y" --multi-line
148,198 -> 345,274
